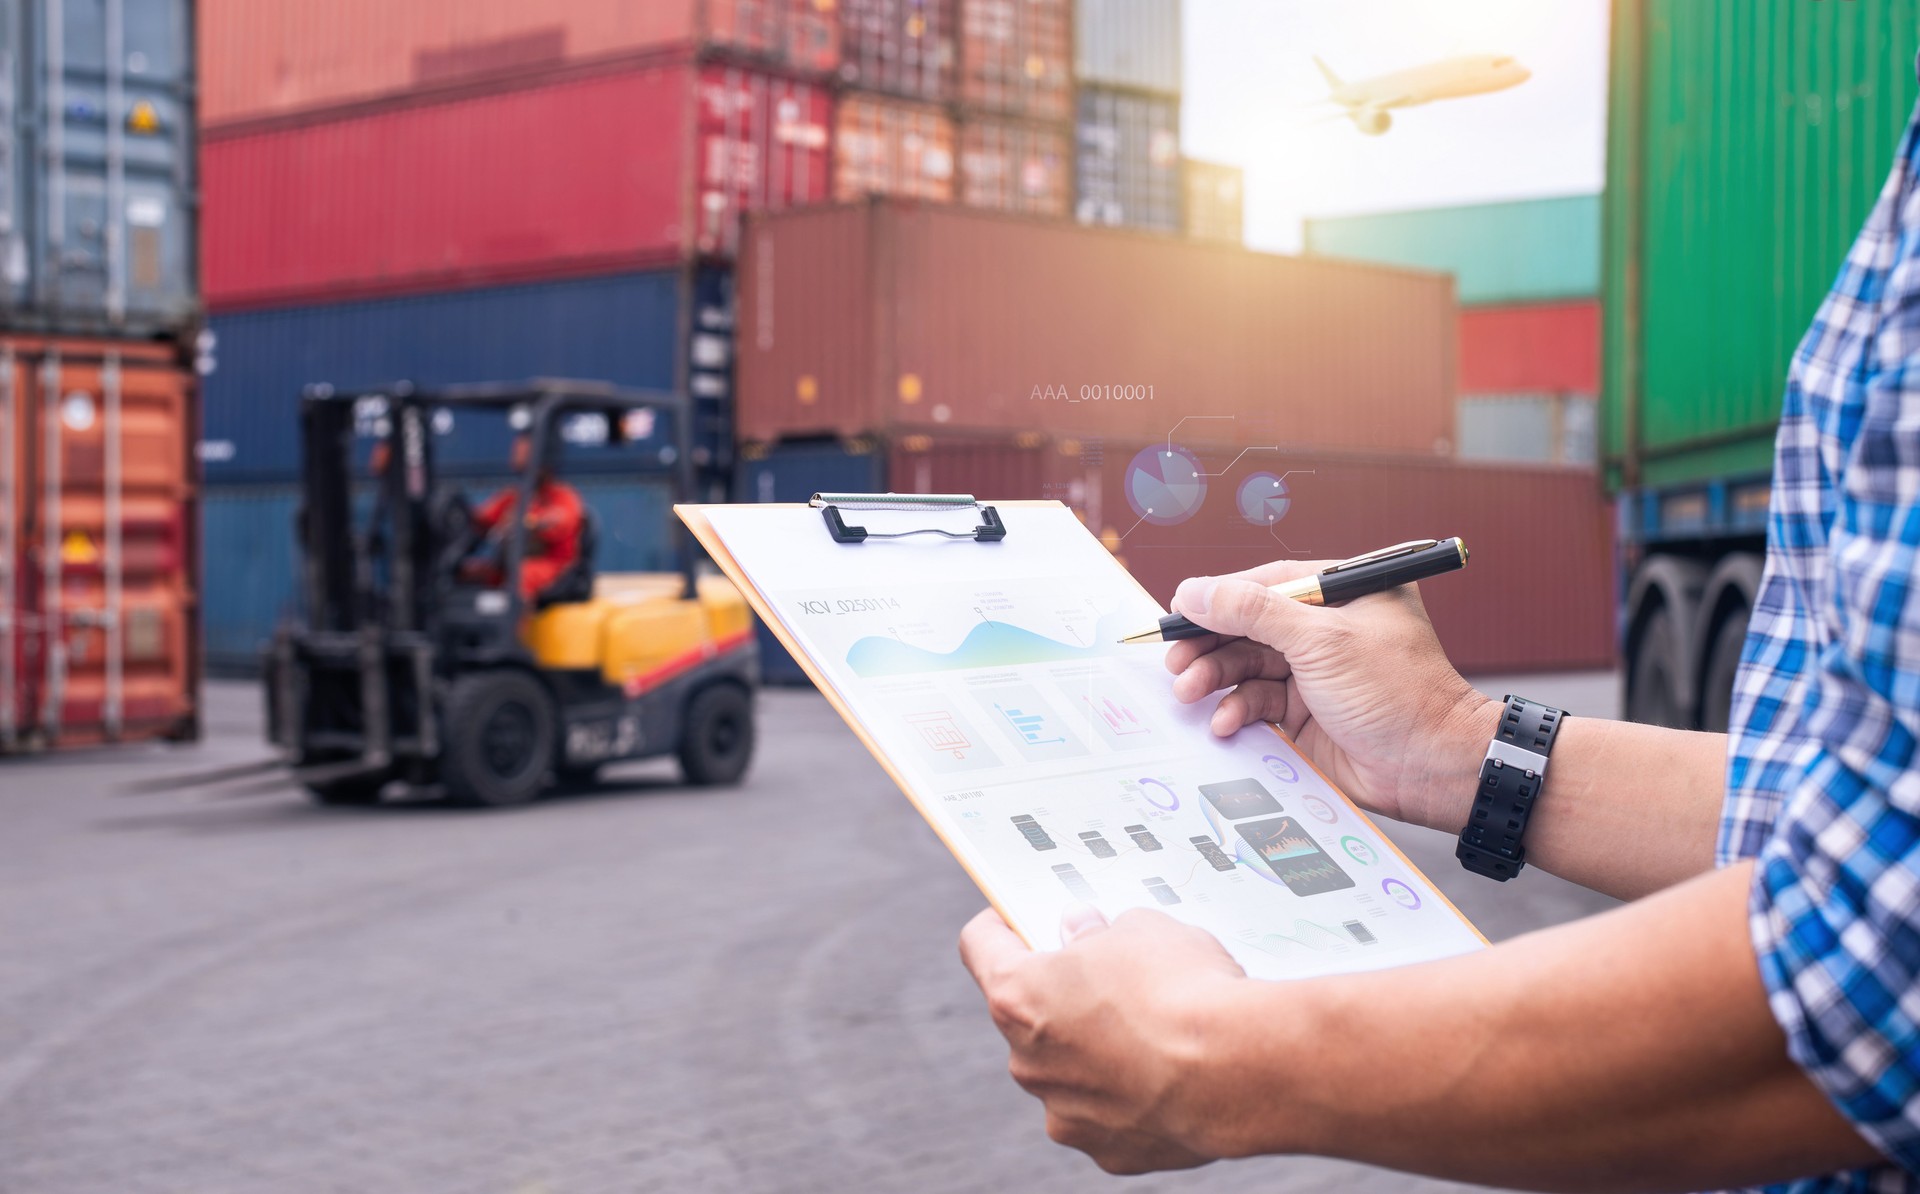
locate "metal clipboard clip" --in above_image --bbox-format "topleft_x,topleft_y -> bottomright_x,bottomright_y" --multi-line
809,492 -> 1009,544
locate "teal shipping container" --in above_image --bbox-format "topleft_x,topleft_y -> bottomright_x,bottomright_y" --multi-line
202,477 -> 678,672
1304,195 -> 1599,306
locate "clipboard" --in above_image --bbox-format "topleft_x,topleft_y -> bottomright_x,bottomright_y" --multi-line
679,496 -> 1484,979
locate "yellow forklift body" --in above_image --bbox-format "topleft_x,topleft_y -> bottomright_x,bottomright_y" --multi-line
522,573 -> 754,687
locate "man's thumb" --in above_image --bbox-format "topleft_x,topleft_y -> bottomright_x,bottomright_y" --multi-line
1173,575 -> 1313,647
1060,903 -> 1110,945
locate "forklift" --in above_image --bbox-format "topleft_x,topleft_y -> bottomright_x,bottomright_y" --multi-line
264,379 -> 757,807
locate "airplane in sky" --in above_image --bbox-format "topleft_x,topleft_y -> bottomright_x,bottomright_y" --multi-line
1314,53 -> 1532,135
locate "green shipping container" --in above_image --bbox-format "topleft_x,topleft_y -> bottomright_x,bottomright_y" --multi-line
1603,0 -> 1920,491
1303,195 -> 1599,305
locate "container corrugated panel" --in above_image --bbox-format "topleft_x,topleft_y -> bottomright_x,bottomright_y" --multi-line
734,437 -> 887,683
1182,158 -> 1244,245
1457,395 -> 1598,468
957,117 -> 1072,216
1088,446 -> 1614,674
199,0 -> 838,128
1305,195 -> 1600,306
0,0 -> 197,336
1073,0 -> 1181,93
2,335 -> 198,752
1075,87 -> 1181,232
1458,301 -> 1599,395
204,64 -> 691,309
693,65 -> 835,258
837,0 -> 956,101
202,477 -> 677,672
833,94 -> 957,202
200,271 -> 685,483
737,201 -> 1457,455
957,0 -> 1071,121
1603,0 -> 1919,490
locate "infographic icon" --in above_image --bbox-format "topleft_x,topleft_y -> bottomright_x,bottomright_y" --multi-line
1237,472 -> 1292,526
1125,444 -> 1208,526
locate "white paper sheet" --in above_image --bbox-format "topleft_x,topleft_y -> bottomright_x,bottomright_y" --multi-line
702,502 -> 1483,980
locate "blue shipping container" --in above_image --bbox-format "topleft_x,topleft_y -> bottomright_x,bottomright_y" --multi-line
1,0 -> 199,335
1303,195 -> 1601,305
1074,0 -> 1182,94
201,269 -> 688,483
1075,87 -> 1181,233
734,439 -> 886,684
202,476 -> 680,671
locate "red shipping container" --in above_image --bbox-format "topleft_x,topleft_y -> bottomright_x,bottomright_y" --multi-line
834,96 -> 958,203
737,201 -> 1458,454
957,0 -> 1072,120
1457,301 -> 1600,395
200,0 -> 839,128
2,336 -> 199,754
957,117 -> 1071,216
838,0 -> 957,101
203,61 -> 833,310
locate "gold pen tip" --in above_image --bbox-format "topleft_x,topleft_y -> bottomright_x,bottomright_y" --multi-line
1118,631 -> 1160,644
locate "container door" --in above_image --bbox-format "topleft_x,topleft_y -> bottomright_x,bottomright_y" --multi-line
29,344 -> 194,746
0,343 -> 27,748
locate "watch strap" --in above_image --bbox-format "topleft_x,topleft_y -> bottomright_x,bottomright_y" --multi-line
1456,695 -> 1566,881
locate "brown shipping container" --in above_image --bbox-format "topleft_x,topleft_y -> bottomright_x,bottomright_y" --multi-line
1183,158 -> 1245,245
958,0 -> 1072,121
838,0 -> 957,101
834,96 -> 957,203
738,201 -> 1457,453
200,0 -> 839,128
2,337 -> 199,754
957,117 -> 1072,216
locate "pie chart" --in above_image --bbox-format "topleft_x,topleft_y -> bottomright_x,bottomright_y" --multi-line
1125,444 -> 1207,526
1237,472 -> 1292,526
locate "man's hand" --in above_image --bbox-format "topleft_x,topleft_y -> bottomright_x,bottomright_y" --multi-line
1165,560 -> 1495,828
958,905 -> 1245,1175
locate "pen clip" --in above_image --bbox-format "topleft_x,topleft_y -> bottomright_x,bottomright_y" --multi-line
1322,539 -> 1440,574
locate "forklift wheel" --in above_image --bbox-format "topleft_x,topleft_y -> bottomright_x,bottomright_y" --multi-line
678,684 -> 755,787
441,670 -> 557,807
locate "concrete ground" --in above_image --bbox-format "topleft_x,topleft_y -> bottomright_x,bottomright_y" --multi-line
2,672 -> 1620,1194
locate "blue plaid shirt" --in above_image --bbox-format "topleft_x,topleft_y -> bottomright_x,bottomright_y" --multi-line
1724,82 -> 1920,1190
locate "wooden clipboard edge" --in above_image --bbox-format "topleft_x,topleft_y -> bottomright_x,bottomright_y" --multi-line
678,500 -> 1485,955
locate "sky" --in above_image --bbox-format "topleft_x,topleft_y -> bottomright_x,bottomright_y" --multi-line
1180,0 -> 1611,252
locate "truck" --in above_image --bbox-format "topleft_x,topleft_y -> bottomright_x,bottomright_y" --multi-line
1604,0 -> 1920,728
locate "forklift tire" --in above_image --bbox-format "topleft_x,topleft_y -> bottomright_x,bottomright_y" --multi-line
441,670 -> 557,807
678,684 -> 754,787
305,774 -> 388,807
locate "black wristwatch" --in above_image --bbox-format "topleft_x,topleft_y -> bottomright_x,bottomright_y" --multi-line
1456,695 -> 1566,881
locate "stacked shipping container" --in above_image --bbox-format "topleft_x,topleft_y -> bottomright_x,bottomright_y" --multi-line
1,0 -> 201,753
1305,195 -> 1603,467
1072,0 -> 1182,232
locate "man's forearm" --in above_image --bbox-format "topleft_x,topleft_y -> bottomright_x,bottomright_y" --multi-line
1196,863 -> 1878,1191
1419,698 -> 1728,901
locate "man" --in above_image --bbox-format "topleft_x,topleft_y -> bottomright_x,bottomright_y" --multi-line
960,73 -> 1920,1193
470,433 -> 584,603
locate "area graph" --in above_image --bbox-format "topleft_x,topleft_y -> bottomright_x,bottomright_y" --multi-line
846,616 -> 1108,678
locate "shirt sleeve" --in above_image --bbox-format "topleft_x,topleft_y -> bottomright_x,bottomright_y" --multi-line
1749,168 -> 1920,1171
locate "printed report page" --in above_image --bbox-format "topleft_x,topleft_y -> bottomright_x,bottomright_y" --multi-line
701,503 -> 1483,981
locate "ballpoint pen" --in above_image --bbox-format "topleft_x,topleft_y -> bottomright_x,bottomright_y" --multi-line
1117,537 -> 1470,644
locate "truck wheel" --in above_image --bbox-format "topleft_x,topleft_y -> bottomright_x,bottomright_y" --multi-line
441,670 -> 556,807
305,774 -> 388,807
1627,608 -> 1688,728
679,684 -> 754,787
1697,610 -> 1750,734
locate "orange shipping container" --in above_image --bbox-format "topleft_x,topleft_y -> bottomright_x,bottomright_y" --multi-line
200,0 -> 839,128
737,201 -> 1458,453
957,117 -> 1071,216
2,337 -> 198,753
958,0 -> 1072,120
833,96 -> 957,202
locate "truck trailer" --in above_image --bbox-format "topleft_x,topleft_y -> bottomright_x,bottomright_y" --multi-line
1605,0 -> 1920,729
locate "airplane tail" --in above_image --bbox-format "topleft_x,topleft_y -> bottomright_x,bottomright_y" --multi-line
1312,55 -> 1343,92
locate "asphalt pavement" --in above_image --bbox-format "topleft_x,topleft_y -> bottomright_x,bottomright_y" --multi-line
1,672 -> 1620,1194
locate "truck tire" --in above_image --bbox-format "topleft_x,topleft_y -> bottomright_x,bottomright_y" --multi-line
1627,608 -> 1689,728
441,670 -> 557,807
679,684 -> 754,787
1698,610 -> 1750,734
